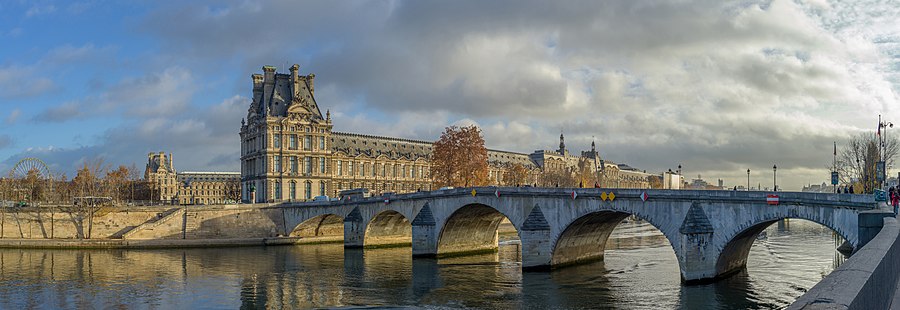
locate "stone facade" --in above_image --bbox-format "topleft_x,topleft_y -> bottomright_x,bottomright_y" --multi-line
176,172 -> 241,205
144,152 -> 178,202
144,153 -> 240,205
240,64 -> 655,203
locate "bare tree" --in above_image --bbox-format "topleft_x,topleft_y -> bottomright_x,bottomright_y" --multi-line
71,158 -> 109,239
836,132 -> 899,193
224,177 -> 241,203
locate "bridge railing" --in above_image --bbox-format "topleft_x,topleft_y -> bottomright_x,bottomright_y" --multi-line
274,187 -> 877,209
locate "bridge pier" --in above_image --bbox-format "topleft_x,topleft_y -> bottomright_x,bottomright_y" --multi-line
412,204 -> 438,257
678,203 -> 718,283
344,207 -> 365,248
520,206 -> 552,271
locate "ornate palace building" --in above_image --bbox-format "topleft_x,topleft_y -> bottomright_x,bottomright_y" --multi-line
144,152 -> 240,205
240,64 -> 657,203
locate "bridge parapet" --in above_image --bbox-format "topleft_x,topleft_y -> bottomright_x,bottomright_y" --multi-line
276,187 -> 877,209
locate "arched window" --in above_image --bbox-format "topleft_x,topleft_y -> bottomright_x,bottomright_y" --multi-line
319,181 -> 326,196
289,181 -> 296,200
305,181 -> 312,200
274,181 -> 282,200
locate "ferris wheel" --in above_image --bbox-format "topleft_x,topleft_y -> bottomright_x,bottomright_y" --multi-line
9,158 -> 52,180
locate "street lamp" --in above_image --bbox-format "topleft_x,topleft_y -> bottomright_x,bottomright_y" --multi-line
747,169 -> 750,191
773,164 -> 777,191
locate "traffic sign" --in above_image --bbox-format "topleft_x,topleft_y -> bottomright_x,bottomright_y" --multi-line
640,191 -> 649,202
766,194 -> 779,205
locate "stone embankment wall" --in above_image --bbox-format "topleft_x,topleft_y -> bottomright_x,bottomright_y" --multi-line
0,205 -> 282,240
788,216 -> 900,309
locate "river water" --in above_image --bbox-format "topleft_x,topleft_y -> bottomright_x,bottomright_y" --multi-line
0,219 -> 843,309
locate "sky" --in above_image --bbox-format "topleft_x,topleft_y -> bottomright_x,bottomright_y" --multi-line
0,0 -> 897,191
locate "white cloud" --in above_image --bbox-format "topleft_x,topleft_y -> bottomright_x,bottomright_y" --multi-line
25,4 -> 56,17
4,109 -> 20,124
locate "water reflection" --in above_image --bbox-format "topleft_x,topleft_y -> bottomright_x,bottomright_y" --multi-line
0,219 -> 844,309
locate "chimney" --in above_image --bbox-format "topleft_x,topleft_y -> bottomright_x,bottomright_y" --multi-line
168,153 -> 174,172
262,66 -> 277,115
307,73 -> 316,95
290,64 -> 299,95
252,74 -> 264,94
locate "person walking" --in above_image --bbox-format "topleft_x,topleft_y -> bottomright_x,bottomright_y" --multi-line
892,187 -> 899,215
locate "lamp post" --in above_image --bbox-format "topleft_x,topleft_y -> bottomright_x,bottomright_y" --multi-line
747,169 -> 750,191
773,164 -> 777,191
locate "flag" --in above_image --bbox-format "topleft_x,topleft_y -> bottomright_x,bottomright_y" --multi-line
834,141 -> 837,156
878,123 -> 881,136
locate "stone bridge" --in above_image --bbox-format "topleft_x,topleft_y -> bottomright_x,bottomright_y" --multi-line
263,187 -> 887,283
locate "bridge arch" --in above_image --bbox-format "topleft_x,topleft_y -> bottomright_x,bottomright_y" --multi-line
364,210 -> 412,248
715,214 -> 852,278
550,208 -> 681,269
436,203 -> 520,257
290,214 -> 344,243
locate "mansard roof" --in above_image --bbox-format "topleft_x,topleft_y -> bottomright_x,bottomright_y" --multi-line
330,132 -> 432,161
250,65 -> 322,121
330,131 -> 536,169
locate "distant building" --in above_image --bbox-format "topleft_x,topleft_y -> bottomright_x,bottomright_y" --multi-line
144,152 -> 239,205
177,172 -> 241,205
144,152 -> 177,202
802,182 -> 837,193
239,64 -> 665,203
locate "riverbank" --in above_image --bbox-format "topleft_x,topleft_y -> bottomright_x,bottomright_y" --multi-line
0,236 -> 342,249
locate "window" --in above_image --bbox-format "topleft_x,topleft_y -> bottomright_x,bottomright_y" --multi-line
319,157 -> 326,173
290,182 -> 296,200
319,181 -> 326,196
412,165 -> 417,178
273,155 -> 281,172
304,136 -> 312,151
305,181 -> 312,200
319,136 -> 325,150
274,181 -> 282,200
274,134 -> 281,148
359,163 -> 365,177
305,156 -> 312,174
290,157 -> 297,173
349,161 -> 354,175
382,164 -> 386,177
289,135 -> 297,149
372,164 -> 376,177
337,160 -> 343,175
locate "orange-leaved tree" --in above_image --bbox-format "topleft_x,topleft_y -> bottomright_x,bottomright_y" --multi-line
432,125 -> 489,188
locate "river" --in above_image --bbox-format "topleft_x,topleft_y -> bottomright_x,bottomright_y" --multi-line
0,219 -> 843,309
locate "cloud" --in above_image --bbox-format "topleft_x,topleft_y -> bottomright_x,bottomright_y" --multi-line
25,4 -> 56,17
0,65 -> 57,99
31,66 -> 194,122
4,109 -> 20,125
10,0 -> 896,190
32,102 -> 83,123
7,28 -> 23,37
40,44 -> 116,65
0,135 -> 11,150
5,95 -> 250,175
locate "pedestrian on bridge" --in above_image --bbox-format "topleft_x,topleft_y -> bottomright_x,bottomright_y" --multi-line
890,186 -> 899,215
